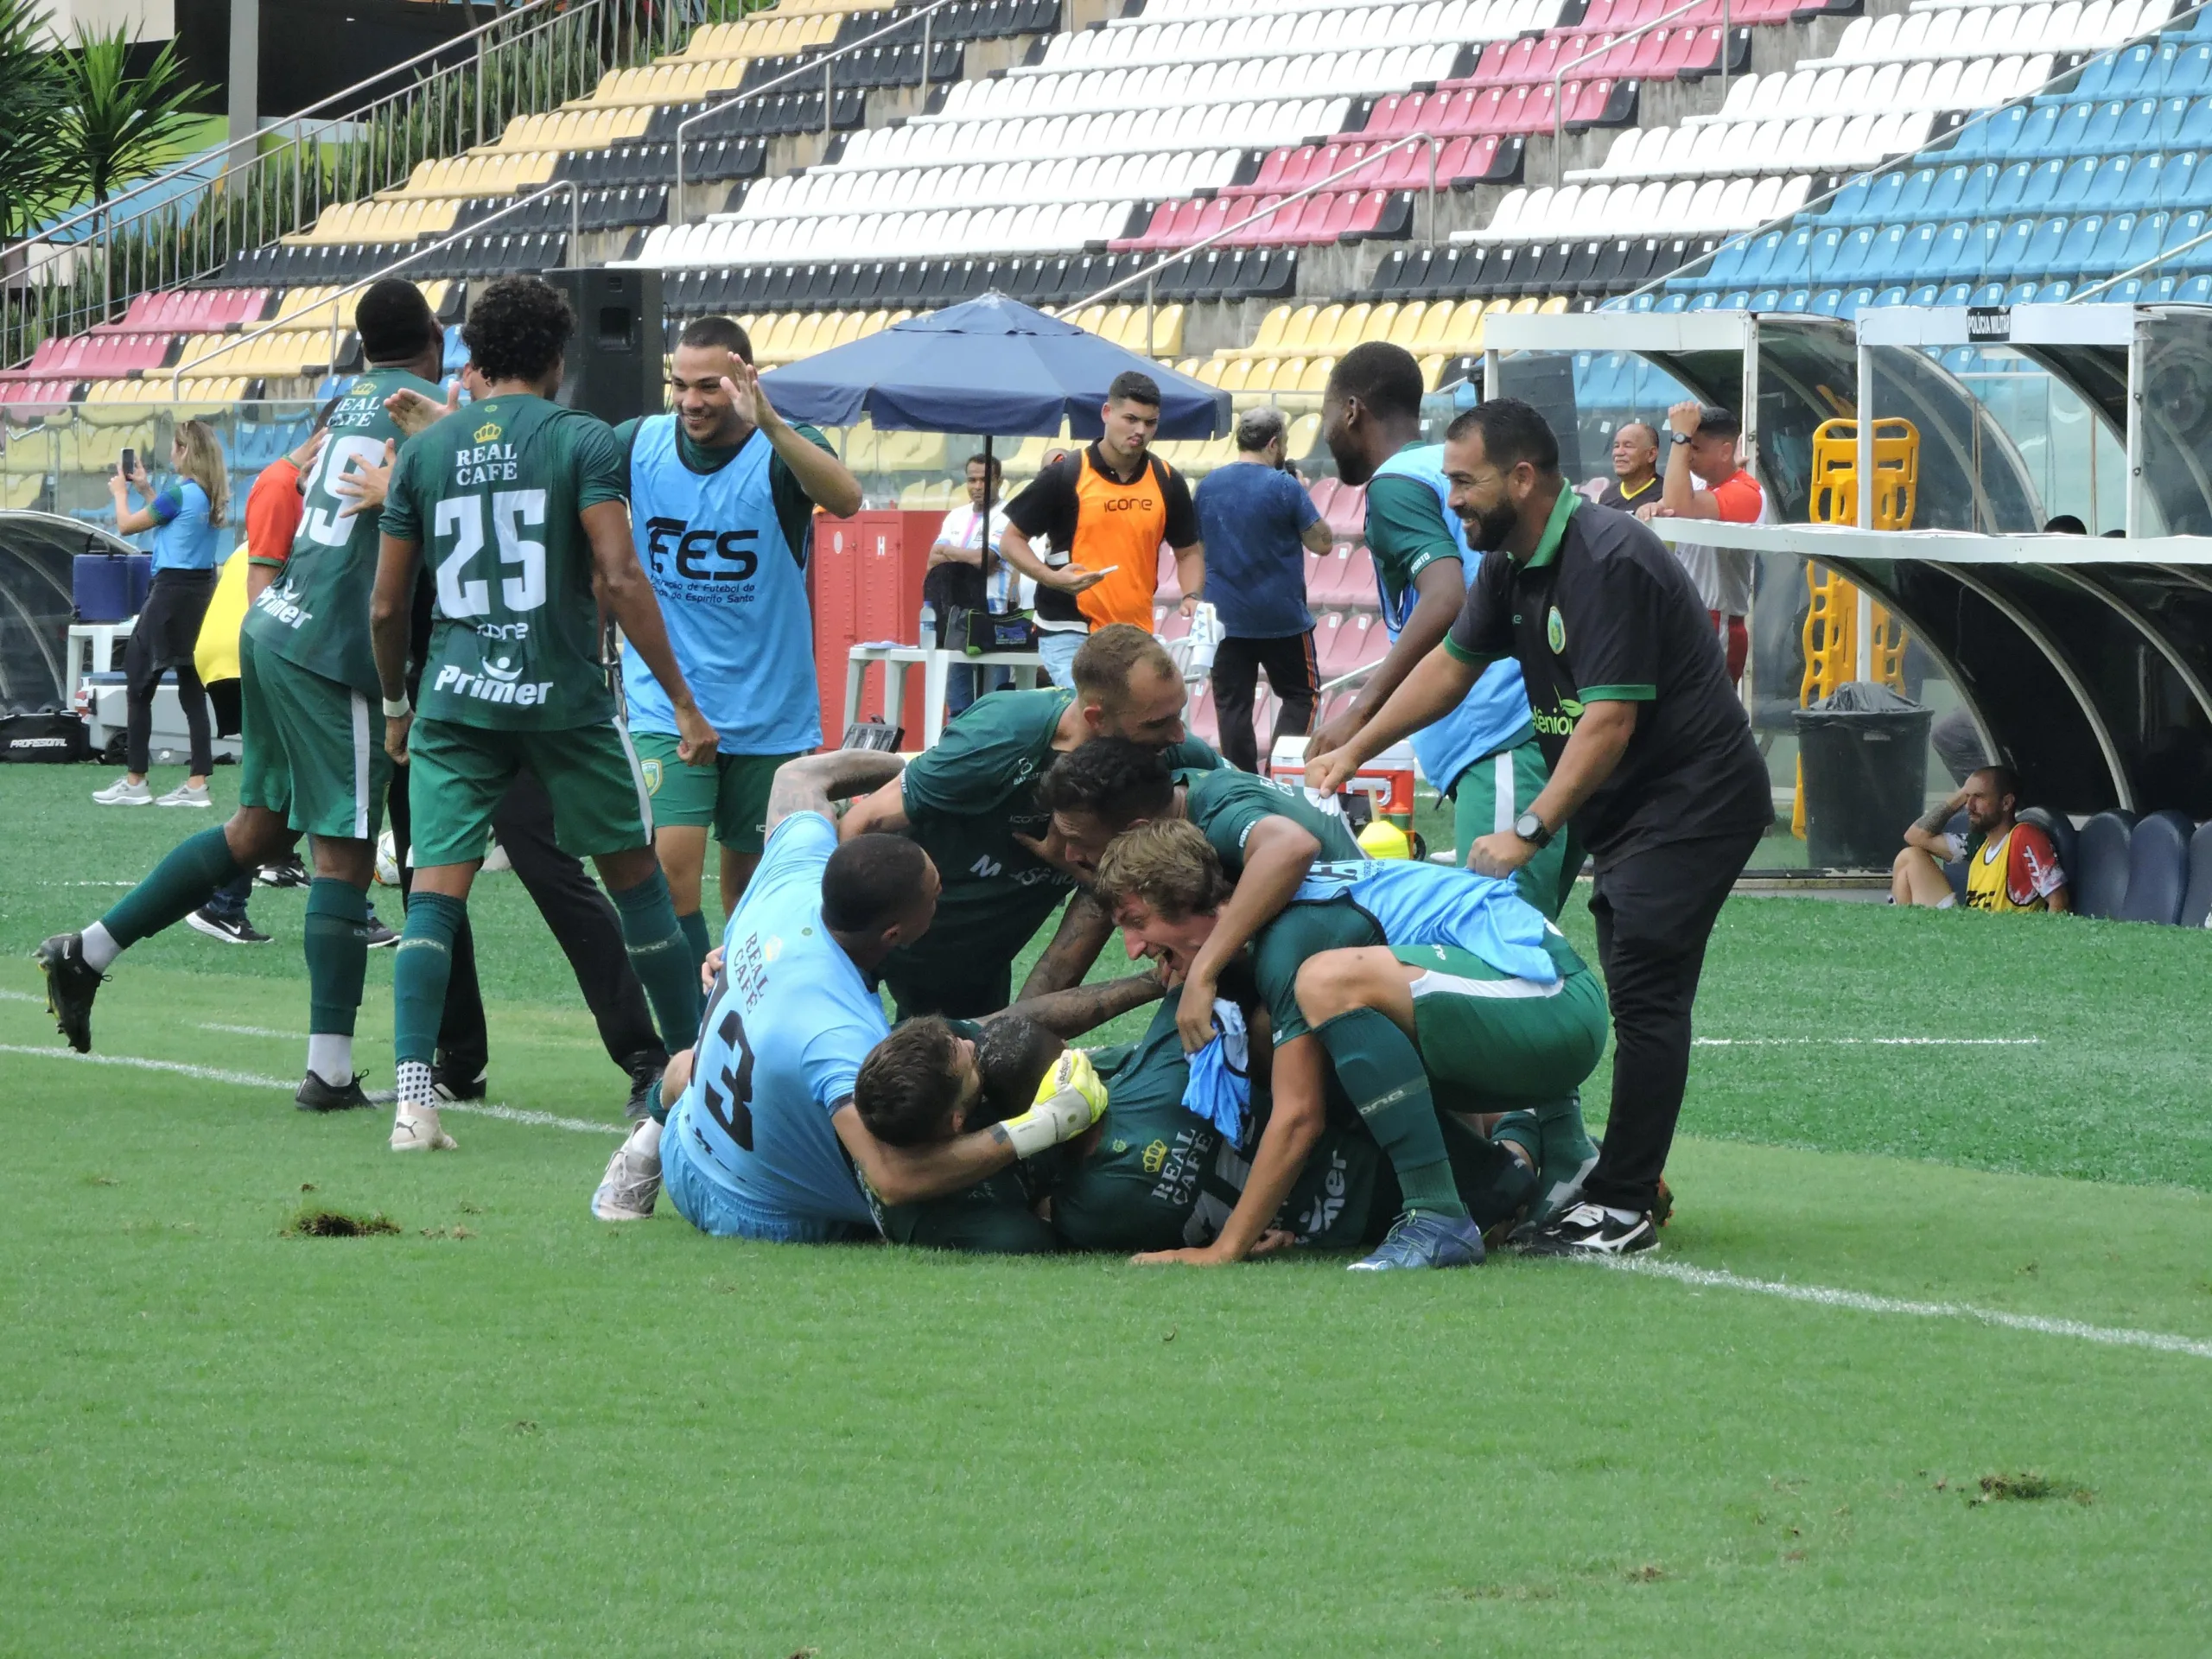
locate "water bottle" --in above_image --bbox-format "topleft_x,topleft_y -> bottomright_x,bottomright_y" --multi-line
918,601 -> 937,648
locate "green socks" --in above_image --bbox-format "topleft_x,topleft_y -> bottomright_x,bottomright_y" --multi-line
303,878 -> 370,1037
1314,1007 -> 1470,1223
677,907 -> 713,969
394,892 -> 467,1070
1534,1093 -> 1599,1185
612,868 -> 704,1057
94,825 -> 246,956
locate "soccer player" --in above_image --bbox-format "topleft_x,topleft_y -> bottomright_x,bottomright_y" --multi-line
1095,821 -> 1606,1269
1031,735 -> 1360,1052
836,624 -> 1220,1020
614,315 -> 861,964
1891,766 -> 2069,912
1313,342 -> 1572,918
370,275 -> 715,1154
861,997 -> 1536,1257
35,280 -> 448,1109
631,750 -> 1133,1237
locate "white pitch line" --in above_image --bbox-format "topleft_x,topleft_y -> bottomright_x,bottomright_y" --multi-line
0,988 -> 45,1004
0,1044 -> 620,1135
199,1022 -> 294,1039
1695,1037 -> 2043,1046
1597,1255 -> 2212,1362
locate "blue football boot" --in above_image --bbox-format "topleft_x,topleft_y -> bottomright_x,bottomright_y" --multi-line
1348,1210 -> 1487,1271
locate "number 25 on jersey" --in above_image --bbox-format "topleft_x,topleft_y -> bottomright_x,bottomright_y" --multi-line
435,490 -> 549,618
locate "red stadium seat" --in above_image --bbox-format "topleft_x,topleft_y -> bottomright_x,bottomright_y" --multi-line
1338,545 -> 1379,609
1325,481 -> 1366,541
1625,26 -> 1675,76
1184,678 -> 1218,744
1307,547 -> 1352,604
1345,613 -> 1387,668
1317,610 -> 1363,677
1466,41 -> 1512,85
1157,543 -> 1180,601
1307,476 -> 1339,520
1656,26 -> 1701,76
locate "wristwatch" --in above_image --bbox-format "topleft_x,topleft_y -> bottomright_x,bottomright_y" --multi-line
1513,810 -> 1553,849
1670,431 -> 1693,445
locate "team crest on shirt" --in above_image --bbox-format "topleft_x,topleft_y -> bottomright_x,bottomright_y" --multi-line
474,420 -> 503,443
1141,1140 -> 1169,1174
1547,606 -> 1567,653
641,758 -> 664,794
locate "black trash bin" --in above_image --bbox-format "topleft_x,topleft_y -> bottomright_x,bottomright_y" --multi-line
1792,682 -> 1933,869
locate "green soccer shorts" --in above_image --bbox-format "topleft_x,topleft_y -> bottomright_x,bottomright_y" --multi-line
405,715 -> 652,869
1451,737 -> 1581,921
632,735 -> 802,854
237,632 -> 391,842
1392,943 -> 1609,1108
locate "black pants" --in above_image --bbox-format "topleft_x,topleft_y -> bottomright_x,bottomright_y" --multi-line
389,764 -> 665,1080
125,569 -> 216,775
1209,630 -> 1318,775
1581,822 -> 1764,1212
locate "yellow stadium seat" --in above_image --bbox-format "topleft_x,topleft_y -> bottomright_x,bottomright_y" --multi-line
1419,353 -> 1447,390
1274,304 -> 1321,358
1244,359 -> 1283,394
1536,296 -> 1569,315
1,474 -> 40,509
1358,302 -> 1400,345
1193,358 -> 1226,387
1326,303 -> 1371,353
1386,300 -> 1428,347
1238,305 -> 1294,359
1294,357 -> 1334,394
1140,302 -> 1182,357
1284,411 -> 1320,460
1216,359 -> 1253,392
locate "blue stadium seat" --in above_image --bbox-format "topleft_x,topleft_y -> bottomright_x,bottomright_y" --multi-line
1827,175 -> 1873,224
2158,96 -> 2196,148
1776,289 -> 1811,312
2082,43 -> 2148,100
2180,821 -> 2212,927
1865,223 -> 1910,283
2116,811 -> 2192,925
2040,277 -> 2075,301
1719,290 -> 1752,309
1872,284 -> 1909,308
2120,152 -> 2164,208
2112,99 -> 2161,152
2021,216 -> 2070,276
1929,221 -> 1974,283
2159,149 -> 2201,206
1688,292 -> 1722,312
1988,218 -> 2037,281
2060,213 -> 2110,272
2163,207 -> 2207,255
1810,288 -> 1845,316
2004,280 -> 2042,304
1908,283 -> 1943,306
2177,272 -> 2212,300
2091,155 -> 2133,207
2142,275 -> 2179,301
2104,277 -> 2146,302
1748,287 -> 1782,311
1964,220 -> 2006,283
2053,155 -> 2100,211
2011,104 -> 2062,158
1960,164 -> 2001,217
1925,164 -> 1973,219
2170,45 -> 2212,99
1894,168 -> 1938,222
2073,810 -> 2138,918
1829,226 -> 1878,286
1656,293 -> 1691,312
1769,226 -> 1815,288
1967,281 -> 2007,307
2053,102 -> 2107,156
2018,806 -> 2076,887
2120,210 -> 2171,270
2181,97 -> 2212,149
1936,282 -> 1974,307
1942,345 -> 1978,374
1893,222 -> 1939,282
1990,162 -> 2036,217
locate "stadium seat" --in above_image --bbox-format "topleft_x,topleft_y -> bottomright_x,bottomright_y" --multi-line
2072,810 -> 2138,918
2179,820 -> 2212,927
2016,805 -> 2076,887
2115,810 -> 2193,925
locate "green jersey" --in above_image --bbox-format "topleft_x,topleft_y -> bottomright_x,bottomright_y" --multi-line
884,687 -> 1219,1000
1179,765 -> 1363,872
380,392 -> 628,730
245,366 -> 443,697
1047,1000 -> 1390,1253
1364,440 -> 1464,616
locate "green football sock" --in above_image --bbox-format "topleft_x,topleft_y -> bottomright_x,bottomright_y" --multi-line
612,868 -> 704,1057
1534,1093 -> 1599,1183
303,878 -> 370,1037
677,907 -> 712,969
1491,1109 -> 1541,1171
1314,1008 -> 1469,1223
96,825 -> 245,952
393,893 -> 467,1070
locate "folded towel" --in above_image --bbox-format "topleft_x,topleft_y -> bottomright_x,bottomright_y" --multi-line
1181,999 -> 1251,1147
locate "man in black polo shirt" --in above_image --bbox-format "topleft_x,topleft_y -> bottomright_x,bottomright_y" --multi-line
1597,421 -> 1659,514
1306,398 -> 1770,1256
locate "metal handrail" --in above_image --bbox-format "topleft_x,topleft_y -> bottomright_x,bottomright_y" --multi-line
2069,219 -> 2212,302
1550,0 -> 1730,188
167,181 -> 582,395
3,0 -> 606,264
673,0 -> 970,222
6,0 -> 679,368
1070,131 -> 1443,355
1613,1 -> 2210,308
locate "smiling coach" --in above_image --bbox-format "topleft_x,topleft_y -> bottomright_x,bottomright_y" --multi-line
1307,397 -> 1771,1257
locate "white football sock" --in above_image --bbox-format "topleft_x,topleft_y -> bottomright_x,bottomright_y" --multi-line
396,1059 -> 436,1109
306,1034 -> 353,1088
80,923 -> 120,973
1601,1205 -> 1645,1225
627,1117 -> 662,1160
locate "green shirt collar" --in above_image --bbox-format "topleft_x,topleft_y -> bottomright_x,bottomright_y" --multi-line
1522,486 -> 1580,570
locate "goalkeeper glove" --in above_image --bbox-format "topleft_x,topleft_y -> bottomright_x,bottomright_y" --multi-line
999,1049 -> 1109,1159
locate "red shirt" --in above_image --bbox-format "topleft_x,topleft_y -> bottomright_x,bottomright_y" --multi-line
1710,468 -> 1762,524
244,458 -> 305,569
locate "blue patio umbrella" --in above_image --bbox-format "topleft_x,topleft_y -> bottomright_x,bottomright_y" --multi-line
757,290 -> 1231,439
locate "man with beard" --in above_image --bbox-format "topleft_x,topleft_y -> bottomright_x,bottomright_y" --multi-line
1306,397 -> 1770,1259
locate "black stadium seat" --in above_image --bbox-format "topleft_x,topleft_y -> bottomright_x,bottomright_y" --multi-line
2181,822 -> 2212,928
2116,810 -> 2193,925
2072,810 -> 2138,919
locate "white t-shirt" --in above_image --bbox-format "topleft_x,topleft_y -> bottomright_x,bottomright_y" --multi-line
934,504 -> 1014,609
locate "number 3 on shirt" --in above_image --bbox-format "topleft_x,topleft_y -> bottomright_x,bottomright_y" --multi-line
434,490 -> 548,617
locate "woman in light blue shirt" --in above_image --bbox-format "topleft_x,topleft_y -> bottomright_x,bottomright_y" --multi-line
98,419 -> 230,807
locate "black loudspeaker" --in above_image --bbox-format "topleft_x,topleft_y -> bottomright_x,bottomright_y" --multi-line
547,267 -> 664,426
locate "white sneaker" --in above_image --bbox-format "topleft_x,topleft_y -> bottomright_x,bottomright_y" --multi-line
156,782 -> 211,808
92,777 -> 151,805
390,1101 -> 458,1153
591,1119 -> 662,1221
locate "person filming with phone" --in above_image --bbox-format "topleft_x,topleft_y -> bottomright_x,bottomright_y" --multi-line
96,420 -> 231,809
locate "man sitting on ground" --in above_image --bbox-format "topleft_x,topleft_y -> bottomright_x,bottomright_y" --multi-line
1095,821 -> 1608,1270
1890,765 -> 2070,912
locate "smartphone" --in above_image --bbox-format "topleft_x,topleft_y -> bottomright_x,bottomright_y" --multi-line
118,447 -> 136,479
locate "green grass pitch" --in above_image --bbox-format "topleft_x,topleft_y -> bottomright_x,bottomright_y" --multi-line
3,767 -> 2209,1655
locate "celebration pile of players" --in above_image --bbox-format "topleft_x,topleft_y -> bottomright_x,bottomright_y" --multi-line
35,276 -> 1766,1272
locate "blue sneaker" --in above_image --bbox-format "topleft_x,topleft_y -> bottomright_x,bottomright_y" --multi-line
1348,1211 -> 1486,1271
